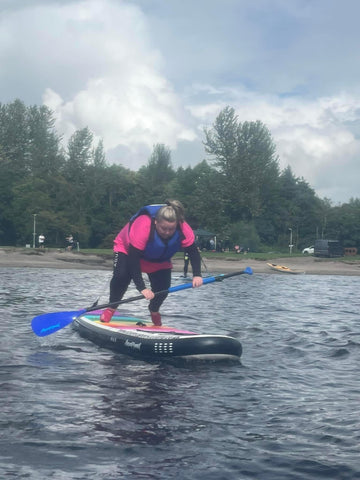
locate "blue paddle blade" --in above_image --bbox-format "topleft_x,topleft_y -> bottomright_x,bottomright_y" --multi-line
31,309 -> 86,337
244,266 -> 253,275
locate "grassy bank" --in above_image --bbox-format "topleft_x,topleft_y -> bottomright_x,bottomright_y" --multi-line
2,246 -> 360,264
58,248 -> 360,264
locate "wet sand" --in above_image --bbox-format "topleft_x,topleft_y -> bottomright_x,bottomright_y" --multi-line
1,248 -> 360,275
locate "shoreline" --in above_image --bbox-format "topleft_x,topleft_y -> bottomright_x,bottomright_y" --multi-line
1,248 -> 360,275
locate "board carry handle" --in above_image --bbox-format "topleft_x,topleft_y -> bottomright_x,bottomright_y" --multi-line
31,267 -> 253,337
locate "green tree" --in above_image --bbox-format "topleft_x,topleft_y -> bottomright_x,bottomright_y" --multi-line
85,163 -> 138,247
61,127 -> 95,228
271,166 -> 322,249
228,221 -> 261,252
0,99 -> 29,179
2,98 -> 360,250
0,151 -> 17,244
27,105 -> 63,177
326,199 -> 360,249
204,106 -> 280,221
93,139 -> 106,167
136,144 -> 175,202
168,161 -> 226,234
187,161 -> 226,233
10,178 -> 53,245
65,127 -> 93,175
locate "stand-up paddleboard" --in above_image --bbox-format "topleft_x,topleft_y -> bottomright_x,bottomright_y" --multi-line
32,269 -> 252,362
73,311 -> 242,361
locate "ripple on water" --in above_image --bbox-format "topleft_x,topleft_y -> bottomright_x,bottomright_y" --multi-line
1,268 -> 360,479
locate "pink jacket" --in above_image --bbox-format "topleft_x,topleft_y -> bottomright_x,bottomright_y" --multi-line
113,215 -> 195,273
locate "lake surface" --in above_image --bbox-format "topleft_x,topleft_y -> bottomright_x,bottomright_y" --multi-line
1,267 -> 360,479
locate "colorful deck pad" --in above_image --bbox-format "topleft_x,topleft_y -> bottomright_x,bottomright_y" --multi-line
85,311 -> 197,335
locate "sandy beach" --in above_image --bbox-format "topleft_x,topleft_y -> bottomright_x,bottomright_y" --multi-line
1,248 -> 360,275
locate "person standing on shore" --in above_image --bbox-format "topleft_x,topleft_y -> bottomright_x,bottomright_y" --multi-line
101,200 -> 203,325
66,235 -> 75,251
38,234 -> 45,249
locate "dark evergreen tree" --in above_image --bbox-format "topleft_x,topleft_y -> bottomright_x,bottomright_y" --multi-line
204,106 -> 280,222
0,99 -> 359,251
0,99 -> 29,178
27,105 -> 63,177
136,143 -> 175,203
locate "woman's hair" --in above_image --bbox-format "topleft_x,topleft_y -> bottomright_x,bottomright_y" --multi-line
156,200 -> 185,223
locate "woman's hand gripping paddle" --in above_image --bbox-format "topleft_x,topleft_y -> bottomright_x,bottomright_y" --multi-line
31,267 -> 253,337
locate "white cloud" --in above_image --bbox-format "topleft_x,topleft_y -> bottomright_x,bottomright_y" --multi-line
32,0 -> 196,165
1,0 -> 360,202
186,87 -> 360,202
44,70 -> 196,153
1,0 -> 197,154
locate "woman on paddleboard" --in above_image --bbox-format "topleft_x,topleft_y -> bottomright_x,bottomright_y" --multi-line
101,200 -> 203,325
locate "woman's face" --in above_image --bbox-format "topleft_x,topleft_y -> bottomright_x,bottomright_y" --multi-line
155,220 -> 177,239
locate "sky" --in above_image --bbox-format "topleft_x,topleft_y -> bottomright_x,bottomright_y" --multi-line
1,0 -> 360,204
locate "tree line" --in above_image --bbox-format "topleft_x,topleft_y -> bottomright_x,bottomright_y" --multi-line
1,100 -> 359,252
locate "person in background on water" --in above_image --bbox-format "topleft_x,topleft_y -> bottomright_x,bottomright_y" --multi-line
183,250 -> 190,277
101,200 -> 203,326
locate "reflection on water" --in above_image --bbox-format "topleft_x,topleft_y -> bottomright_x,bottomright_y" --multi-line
1,267 -> 360,479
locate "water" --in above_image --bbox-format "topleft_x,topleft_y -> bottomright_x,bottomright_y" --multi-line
1,267 -> 360,479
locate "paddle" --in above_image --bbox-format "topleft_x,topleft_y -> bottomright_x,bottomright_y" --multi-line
31,267 -> 253,337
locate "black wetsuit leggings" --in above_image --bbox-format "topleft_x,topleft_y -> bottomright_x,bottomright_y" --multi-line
109,253 -> 171,312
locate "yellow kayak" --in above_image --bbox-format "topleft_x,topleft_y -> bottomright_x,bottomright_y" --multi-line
267,263 -> 302,274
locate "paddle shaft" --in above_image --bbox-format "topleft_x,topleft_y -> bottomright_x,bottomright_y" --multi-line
84,269 -> 252,313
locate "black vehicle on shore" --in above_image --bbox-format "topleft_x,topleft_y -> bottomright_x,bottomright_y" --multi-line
314,239 -> 343,258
